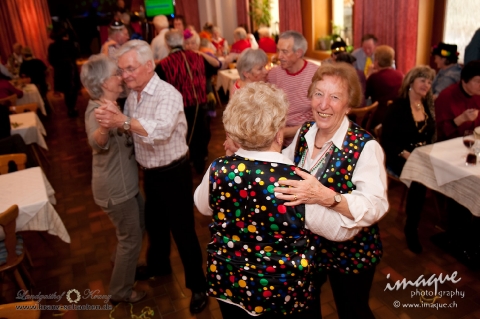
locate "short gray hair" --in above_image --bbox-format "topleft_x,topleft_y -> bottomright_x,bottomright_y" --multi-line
115,40 -> 154,66
153,15 -> 169,30
233,27 -> 247,40
258,27 -> 270,38
236,49 -> 268,80
279,30 -> 307,57
223,82 -> 288,150
80,54 -> 117,100
165,30 -> 184,48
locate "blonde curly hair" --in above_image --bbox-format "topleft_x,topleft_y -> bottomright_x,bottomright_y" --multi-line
223,82 -> 288,150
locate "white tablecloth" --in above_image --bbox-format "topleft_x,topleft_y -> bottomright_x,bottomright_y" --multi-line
17,84 -> 46,116
400,138 -> 480,217
429,137 -> 480,185
10,112 -> 48,150
215,69 -> 240,92
0,167 -> 70,243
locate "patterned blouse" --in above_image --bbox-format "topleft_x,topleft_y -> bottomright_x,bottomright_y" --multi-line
205,155 -> 321,316
293,120 -> 383,274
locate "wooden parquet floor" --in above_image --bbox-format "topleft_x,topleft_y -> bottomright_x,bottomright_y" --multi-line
1,89 -> 479,319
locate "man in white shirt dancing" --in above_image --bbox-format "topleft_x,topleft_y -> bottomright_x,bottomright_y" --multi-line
94,40 -> 208,314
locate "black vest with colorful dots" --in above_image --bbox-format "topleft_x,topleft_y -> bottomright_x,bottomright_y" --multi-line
294,121 -> 383,275
206,156 -> 321,315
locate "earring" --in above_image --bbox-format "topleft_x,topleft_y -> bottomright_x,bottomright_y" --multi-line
409,87 -> 412,91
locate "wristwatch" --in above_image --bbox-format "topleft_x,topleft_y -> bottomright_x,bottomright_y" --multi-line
330,193 -> 342,207
123,117 -> 131,131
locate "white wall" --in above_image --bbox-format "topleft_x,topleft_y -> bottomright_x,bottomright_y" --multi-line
197,0 -> 238,44
444,0 -> 480,64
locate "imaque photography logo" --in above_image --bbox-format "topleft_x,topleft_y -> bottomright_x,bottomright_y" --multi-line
384,271 -> 464,310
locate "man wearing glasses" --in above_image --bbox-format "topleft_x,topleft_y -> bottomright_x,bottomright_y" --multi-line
94,40 -> 208,314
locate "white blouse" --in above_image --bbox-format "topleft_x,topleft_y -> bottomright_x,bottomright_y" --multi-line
194,117 -> 389,242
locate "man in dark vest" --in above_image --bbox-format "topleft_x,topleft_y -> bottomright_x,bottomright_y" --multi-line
155,30 -> 218,174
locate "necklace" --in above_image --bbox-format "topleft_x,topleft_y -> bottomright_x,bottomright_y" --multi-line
314,142 -> 323,149
300,141 -> 333,173
412,102 -> 422,110
413,109 -> 429,133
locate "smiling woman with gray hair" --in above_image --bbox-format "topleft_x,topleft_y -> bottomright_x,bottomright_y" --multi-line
81,54 -> 145,305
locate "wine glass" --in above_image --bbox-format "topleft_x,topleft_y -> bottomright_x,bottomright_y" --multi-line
463,130 -> 475,149
463,130 -> 476,165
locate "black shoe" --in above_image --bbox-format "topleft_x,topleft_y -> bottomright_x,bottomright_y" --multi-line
110,290 -> 146,305
405,226 -> 422,254
189,291 -> 208,314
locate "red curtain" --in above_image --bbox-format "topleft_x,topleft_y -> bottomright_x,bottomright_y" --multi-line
0,0 -> 51,65
278,0 -> 303,33
174,0 -> 201,32
353,0 -> 419,74
236,0 -> 251,31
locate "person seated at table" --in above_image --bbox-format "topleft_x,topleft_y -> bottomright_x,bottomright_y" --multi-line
257,26 -> 276,53
0,62 -> 13,80
229,48 -> 268,98
0,105 -> 38,167
434,60 -> 480,264
198,22 -> 213,42
329,40 -> 347,62
7,43 -> 23,77
211,25 -> 228,56
431,42 -> 462,100
223,27 -> 252,67
80,54 -> 145,305
366,45 -> 404,128
435,60 -> 480,141
19,47 -> 48,102
0,77 -> 23,100
382,65 -> 436,253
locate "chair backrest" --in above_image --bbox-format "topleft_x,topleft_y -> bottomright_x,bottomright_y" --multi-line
0,153 -> 27,174
0,205 -> 20,267
348,101 -> 379,131
0,94 -> 17,107
0,300 -> 40,319
9,103 -> 38,114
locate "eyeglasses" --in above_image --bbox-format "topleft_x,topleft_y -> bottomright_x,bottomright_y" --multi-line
117,65 -> 142,76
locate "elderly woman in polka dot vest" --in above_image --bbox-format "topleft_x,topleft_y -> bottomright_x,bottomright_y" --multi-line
195,82 -> 365,318
274,63 -> 389,319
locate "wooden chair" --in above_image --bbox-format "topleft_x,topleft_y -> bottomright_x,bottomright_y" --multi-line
0,94 -> 17,107
374,100 -> 393,143
0,205 -> 34,294
0,300 -> 40,318
9,103 -> 38,114
211,75 -> 223,109
0,154 -> 27,174
348,101 -> 379,131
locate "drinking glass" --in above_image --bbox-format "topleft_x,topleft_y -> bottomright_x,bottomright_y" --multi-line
464,130 -> 477,166
463,130 -> 475,149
